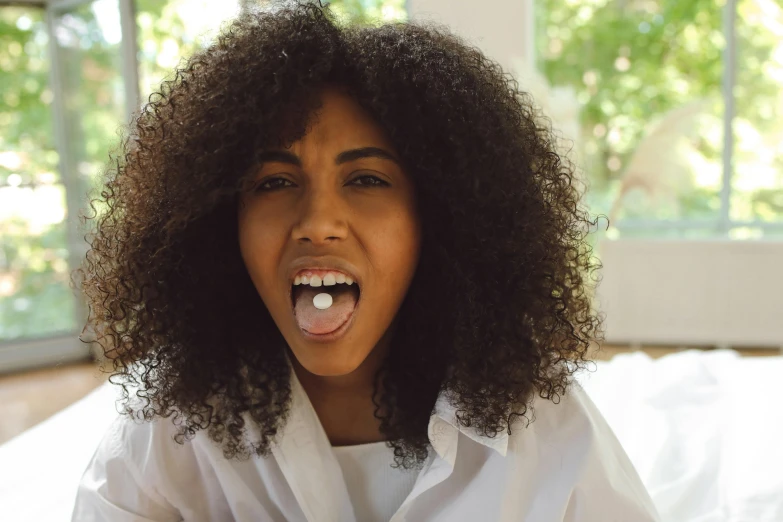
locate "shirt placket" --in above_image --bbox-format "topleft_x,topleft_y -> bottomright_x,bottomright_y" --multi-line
270,376 -> 356,522
389,416 -> 460,522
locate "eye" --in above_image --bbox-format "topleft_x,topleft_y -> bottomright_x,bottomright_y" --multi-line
349,174 -> 390,187
254,177 -> 295,192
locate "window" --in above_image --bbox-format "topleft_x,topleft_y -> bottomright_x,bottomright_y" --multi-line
134,0 -> 406,103
536,0 -> 783,239
135,0 -> 242,100
320,0 -> 407,24
0,5 -> 74,341
0,0 -> 407,369
733,0 -> 783,226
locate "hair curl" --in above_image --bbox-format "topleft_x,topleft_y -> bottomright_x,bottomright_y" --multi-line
74,1 -> 605,468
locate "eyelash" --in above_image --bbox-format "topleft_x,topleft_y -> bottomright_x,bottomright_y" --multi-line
254,174 -> 390,192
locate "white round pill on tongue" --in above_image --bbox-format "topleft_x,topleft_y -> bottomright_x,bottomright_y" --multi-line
313,292 -> 333,310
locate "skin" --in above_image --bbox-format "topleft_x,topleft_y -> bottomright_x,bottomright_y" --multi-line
237,87 -> 421,445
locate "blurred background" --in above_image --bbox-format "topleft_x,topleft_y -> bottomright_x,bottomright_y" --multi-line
0,0 -> 782,520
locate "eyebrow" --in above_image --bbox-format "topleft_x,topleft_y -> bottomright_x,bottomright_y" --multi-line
256,147 -> 400,168
336,147 -> 399,165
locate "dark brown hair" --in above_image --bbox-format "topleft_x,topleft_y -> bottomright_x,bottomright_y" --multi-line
74,1 -> 605,468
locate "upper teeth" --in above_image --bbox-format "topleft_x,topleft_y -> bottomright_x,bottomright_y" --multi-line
294,271 -> 354,287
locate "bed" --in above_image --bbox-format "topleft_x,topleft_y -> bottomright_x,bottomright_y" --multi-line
1,349 -> 781,521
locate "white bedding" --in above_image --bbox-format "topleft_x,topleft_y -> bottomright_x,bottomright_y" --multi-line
1,349 -> 781,522
577,350 -> 783,522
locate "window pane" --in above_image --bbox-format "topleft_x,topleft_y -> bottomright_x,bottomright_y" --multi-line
0,184 -> 75,340
135,0 -> 407,101
319,0 -> 407,24
732,0 -> 783,222
0,6 -> 76,341
135,0 -> 242,100
0,7 -> 59,186
53,0 -> 126,199
537,0 -> 725,226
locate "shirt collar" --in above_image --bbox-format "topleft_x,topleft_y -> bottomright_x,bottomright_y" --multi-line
431,392 -> 509,458
277,363 -> 509,459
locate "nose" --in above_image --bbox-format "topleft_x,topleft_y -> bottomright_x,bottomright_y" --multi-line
291,187 -> 349,245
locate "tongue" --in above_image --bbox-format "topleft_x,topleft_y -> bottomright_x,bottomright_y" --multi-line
294,286 -> 357,334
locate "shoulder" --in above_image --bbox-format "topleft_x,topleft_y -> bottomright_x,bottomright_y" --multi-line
94,411 -> 206,481
519,380 -> 610,444
74,414 -> 194,520
509,381 -> 639,472
505,381 -> 661,521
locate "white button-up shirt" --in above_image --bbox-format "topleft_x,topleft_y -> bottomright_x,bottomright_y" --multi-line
72,370 -> 660,521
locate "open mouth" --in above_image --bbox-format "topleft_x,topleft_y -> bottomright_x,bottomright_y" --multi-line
290,272 -> 361,340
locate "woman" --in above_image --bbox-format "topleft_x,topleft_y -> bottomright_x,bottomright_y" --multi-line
72,2 -> 660,521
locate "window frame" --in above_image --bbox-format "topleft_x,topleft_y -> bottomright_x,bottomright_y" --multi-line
534,0 -> 783,237
1,0 -> 779,373
0,0 -> 143,372
0,0 -> 255,372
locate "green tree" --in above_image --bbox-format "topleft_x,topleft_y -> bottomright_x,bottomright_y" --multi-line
1,0 -> 409,341
321,0 -> 406,25
537,0 -> 783,229
0,7 -> 75,340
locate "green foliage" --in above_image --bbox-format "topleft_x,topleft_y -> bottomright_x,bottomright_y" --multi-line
135,0 -> 214,99
0,0 -> 408,342
537,0 -> 783,226
322,0 -> 407,26
0,215 -> 75,339
0,7 -> 75,340
6,0 -> 777,342
0,7 -> 57,185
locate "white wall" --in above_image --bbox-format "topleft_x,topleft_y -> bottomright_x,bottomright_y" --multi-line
407,0 -> 535,75
407,0 -> 783,351
597,239 -> 783,349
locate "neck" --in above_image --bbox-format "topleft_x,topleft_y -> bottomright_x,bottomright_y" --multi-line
292,329 -> 393,446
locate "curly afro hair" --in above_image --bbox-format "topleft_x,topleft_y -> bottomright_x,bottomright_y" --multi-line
74,0 -> 605,468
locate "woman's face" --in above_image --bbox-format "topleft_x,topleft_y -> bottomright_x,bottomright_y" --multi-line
238,88 -> 421,377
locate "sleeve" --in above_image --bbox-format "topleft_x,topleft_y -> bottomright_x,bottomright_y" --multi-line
562,383 -> 662,522
71,416 -> 183,522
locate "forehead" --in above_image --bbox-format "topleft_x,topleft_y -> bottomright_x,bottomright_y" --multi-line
290,88 -> 393,151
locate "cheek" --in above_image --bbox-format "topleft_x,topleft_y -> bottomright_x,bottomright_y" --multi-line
365,205 -> 422,286
397,199 -> 422,265
237,209 -> 286,295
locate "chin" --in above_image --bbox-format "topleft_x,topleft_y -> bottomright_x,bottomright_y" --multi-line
291,343 -> 370,377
